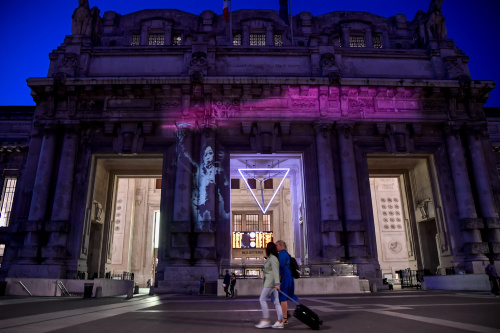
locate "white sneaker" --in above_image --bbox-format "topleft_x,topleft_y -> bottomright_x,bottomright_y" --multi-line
255,320 -> 271,329
272,321 -> 284,329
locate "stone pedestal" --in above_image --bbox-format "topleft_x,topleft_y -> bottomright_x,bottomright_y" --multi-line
158,265 -> 218,294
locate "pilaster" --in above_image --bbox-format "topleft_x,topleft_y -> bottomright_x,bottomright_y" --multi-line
336,123 -> 366,261
314,123 -> 343,260
443,123 -> 488,264
18,126 -> 57,264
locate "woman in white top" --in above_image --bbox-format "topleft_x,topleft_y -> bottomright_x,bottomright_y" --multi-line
255,242 -> 284,329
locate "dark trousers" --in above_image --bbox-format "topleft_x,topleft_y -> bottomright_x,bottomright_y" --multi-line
230,284 -> 235,297
490,277 -> 499,295
224,285 -> 229,297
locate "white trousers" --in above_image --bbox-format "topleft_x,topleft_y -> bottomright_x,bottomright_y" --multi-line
259,287 -> 283,320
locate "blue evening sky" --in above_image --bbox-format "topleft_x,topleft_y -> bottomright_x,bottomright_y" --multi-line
0,0 -> 498,107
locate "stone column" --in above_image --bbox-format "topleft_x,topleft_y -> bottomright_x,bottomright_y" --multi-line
364,28 -> 373,48
465,126 -> 500,255
242,26 -> 250,46
382,31 -> 390,48
266,26 -> 274,46
173,124 -> 194,225
169,124 -> 194,263
197,126 -> 216,231
443,124 -> 488,269
165,27 -> 172,46
140,25 -> 148,46
314,124 -> 343,260
336,124 -> 366,260
42,127 -> 80,267
19,126 -> 57,263
341,27 -> 350,48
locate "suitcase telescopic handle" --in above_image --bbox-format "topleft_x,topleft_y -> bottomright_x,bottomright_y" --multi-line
278,290 -> 300,305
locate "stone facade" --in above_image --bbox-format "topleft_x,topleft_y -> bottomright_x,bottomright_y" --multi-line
0,0 -> 498,292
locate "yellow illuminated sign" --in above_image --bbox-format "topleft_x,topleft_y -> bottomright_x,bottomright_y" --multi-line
232,232 -> 273,249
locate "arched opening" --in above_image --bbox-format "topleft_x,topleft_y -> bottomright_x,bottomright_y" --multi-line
81,156 -> 163,287
229,154 -> 306,275
368,155 -> 442,281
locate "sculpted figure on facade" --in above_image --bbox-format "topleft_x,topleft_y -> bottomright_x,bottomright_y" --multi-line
320,53 -> 341,84
443,56 -> 465,79
413,10 -> 427,47
56,53 -> 79,77
426,0 -> 447,40
189,52 -> 208,83
90,6 -> 102,45
72,0 -> 92,36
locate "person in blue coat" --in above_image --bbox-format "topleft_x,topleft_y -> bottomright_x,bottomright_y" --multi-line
276,240 -> 298,325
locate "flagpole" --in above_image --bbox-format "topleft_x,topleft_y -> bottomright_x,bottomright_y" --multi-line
289,0 -> 294,46
229,0 -> 233,45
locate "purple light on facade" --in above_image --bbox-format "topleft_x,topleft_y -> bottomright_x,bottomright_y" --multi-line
238,168 -> 290,214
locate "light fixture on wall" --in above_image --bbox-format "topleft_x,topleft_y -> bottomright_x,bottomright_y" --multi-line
238,168 -> 290,214
417,198 -> 431,220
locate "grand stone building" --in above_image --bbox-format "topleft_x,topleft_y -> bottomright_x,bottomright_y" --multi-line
0,0 -> 498,293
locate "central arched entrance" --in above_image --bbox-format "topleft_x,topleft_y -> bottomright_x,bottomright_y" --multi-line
229,154 -> 306,275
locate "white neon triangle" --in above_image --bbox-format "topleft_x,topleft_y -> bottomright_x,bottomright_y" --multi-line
238,168 -> 290,214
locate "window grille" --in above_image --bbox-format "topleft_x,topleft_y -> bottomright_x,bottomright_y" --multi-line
245,214 -> 259,231
373,35 -> 382,48
173,33 -> 182,46
234,214 -> 242,232
250,33 -> 266,46
231,179 -> 240,189
148,33 -> 165,46
274,34 -> 283,46
0,178 -> 17,227
247,179 -> 257,189
263,214 -> 271,231
233,33 -> 242,46
349,35 -> 366,48
131,34 -> 140,46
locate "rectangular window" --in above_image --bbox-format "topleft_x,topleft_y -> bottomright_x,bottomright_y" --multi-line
172,33 -> 182,46
245,214 -> 259,231
274,34 -> 283,46
247,179 -> 257,189
0,178 -> 17,227
234,214 -> 242,232
349,35 -> 366,48
148,33 -> 165,46
373,35 -> 382,48
233,33 -> 242,46
231,179 -> 240,189
155,179 -> 162,190
250,33 -> 266,46
131,34 -> 140,46
263,214 -> 271,231
264,179 -> 273,189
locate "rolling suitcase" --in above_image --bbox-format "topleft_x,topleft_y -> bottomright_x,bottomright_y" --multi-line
279,290 -> 323,330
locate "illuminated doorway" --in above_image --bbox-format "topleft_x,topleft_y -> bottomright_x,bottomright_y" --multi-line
109,177 -> 161,287
229,154 -> 306,270
81,156 -> 163,284
368,156 -> 441,277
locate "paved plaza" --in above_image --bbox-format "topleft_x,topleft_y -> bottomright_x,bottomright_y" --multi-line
0,290 -> 499,333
